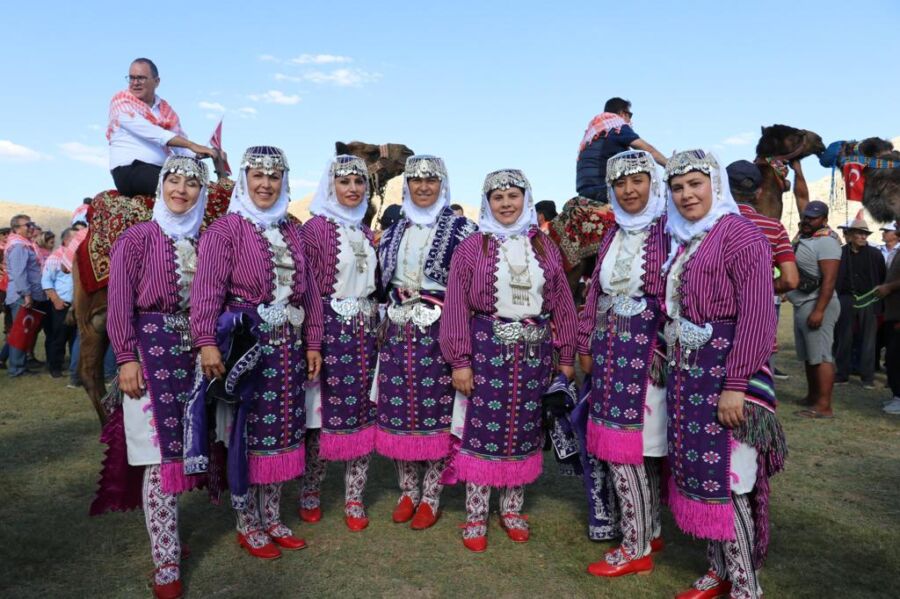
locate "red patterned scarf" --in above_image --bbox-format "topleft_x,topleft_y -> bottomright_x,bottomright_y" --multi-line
578,112 -> 628,156
106,90 -> 182,141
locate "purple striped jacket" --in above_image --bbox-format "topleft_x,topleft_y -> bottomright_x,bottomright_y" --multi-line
299,215 -> 376,298
439,228 -> 577,369
673,213 -> 776,391
577,218 -> 669,354
189,213 -> 324,350
109,222 -> 189,365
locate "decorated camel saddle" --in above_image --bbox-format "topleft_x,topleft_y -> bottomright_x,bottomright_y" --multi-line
547,196 -> 616,273
819,137 -> 900,222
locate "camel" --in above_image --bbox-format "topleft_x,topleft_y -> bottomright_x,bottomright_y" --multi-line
754,125 -> 826,220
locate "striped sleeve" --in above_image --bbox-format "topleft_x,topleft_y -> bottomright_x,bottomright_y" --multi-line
771,223 -> 796,264
577,250 -> 603,355
544,242 -> 578,366
300,237 -> 324,351
190,225 -> 235,348
439,238 -> 476,370
108,234 -> 141,364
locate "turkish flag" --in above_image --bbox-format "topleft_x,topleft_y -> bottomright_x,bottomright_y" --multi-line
842,163 -> 866,202
209,119 -> 232,176
8,306 -> 45,352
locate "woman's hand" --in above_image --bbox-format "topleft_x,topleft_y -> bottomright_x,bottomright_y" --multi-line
306,350 -> 322,381
200,346 -> 225,380
119,361 -> 145,399
452,367 -> 474,397
559,364 -> 576,382
717,390 -> 745,429
578,353 -> 593,376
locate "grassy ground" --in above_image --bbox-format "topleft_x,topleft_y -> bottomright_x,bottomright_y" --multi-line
1,305 -> 899,598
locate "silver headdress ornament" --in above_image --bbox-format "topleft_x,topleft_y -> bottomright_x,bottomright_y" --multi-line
664,149 -> 719,181
482,169 -> 531,195
404,155 -> 447,180
240,145 -> 290,175
606,150 -> 656,186
331,155 -> 369,179
161,156 -> 209,187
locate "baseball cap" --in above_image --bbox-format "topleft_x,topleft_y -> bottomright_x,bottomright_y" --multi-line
726,160 -> 762,194
802,200 -> 829,218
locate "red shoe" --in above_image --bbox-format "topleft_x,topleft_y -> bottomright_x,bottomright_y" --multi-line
499,513 -> 530,543
151,564 -> 183,599
266,525 -> 308,551
344,501 -> 369,532
587,553 -> 653,577
392,495 -> 416,523
460,521 -> 487,552
236,532 -> 281,560
299,506 -> 322,523
651,536 -> 664,553
674,572 -> 732,599
410,502 -> 440,530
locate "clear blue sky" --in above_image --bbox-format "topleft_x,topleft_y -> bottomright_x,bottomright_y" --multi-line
1,0 -> 898,214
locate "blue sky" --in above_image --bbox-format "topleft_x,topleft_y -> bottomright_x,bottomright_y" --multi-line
1,0 -> 898,214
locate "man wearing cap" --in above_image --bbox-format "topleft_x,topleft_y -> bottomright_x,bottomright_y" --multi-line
834,218 -> 887,388
876,218 -> 900,413
880,223 -> 898,268
786,201 -> 842,417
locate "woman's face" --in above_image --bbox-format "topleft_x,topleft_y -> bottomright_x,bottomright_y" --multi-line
162,173 -> 203,215
246,168 -> 283,210
488,187 -> 525,226
407,177 -> 442,208
334,174 -> 367,208
613,172 -> 651,215
668,171 -> 713,222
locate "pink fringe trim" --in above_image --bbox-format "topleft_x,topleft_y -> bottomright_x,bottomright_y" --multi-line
248,445 -> 306,484
319,425 -> 375,461
586,420 -> 644,465
454,451 -> 543,487
375,428 -> 451,461
667,476 -> 735,542
159,461 -> 205,496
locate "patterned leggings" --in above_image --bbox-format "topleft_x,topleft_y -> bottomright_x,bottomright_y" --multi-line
300,429 -> 371,518
395,458 -> 448,510
463,483 -> 525,538
604,457 -> 662,564
693,493 -> 761,599
235,483 -> 293,548
142,465 -> 180,585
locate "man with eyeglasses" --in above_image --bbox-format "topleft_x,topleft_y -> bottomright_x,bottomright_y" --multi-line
3,215 -> 47,377
576,97 -> 667,203
107,57 -> 218,197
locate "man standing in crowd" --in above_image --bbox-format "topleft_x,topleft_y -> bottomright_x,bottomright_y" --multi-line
727,160 -> 799,378
877,218 -> 900,414
535,200 -> 557,233
42,228 -> 76,379
4,215 -> 47,377
787,201 -> 841,418
880,222 -> 898,267
576,97 -> 667,202
108,57 -> 218,196
834,219 -> 886,388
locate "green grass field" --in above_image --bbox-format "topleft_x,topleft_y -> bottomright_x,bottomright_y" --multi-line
1,306 -> 899,598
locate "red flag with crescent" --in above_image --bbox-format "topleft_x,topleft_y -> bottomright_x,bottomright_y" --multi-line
8,306 -> 45,352
209,118 -> 232,176
842,162 -> 865,202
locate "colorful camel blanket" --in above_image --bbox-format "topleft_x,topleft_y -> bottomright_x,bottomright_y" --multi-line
547,197 -> 616,272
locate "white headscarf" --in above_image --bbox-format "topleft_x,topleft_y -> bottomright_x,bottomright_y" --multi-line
664,149 -> 740,245
401,155 -> 451,226
309,154 -> 370,227
478,169 -> 538,238
606,150 -> 666,232
152,156 -> 209,240
227,146 -> 291,229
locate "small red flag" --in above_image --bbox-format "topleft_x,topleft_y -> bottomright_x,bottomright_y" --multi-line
8,306 -> 45,352
209,118 -> 232,176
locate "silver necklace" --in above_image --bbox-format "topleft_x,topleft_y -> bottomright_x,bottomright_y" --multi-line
341,225 -> 370,274
497,236 -> 533,306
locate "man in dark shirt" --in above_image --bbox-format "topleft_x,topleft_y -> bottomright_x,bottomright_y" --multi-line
877,218 -> 900,413
576,97 -> 667,202
834,218 -> 887,387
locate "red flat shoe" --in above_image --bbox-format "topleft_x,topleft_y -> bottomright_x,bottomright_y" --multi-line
499,513 -> 530,543
460,521 -> 487,552
651,537 -> 664,553
410,502 -> 440,530
236,532 -> 282,560
392,495 -> 416,523
674,571 -> 732,599
298,506 -> 322,523
344,501 -> 369,532
266,525 -> 308,551
151,564 -> 183,599
587,554 -> 653,577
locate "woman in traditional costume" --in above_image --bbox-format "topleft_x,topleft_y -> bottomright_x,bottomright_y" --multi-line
577,150 -> 670,577
100,155 -> 209,599
298,155 -> 379,532
662,150 -> 786,599
376,155 -> 476,529
190,146 -> 323,560
440,169 -> 577,552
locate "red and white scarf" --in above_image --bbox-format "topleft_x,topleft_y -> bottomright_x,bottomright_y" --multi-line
578,112 -> 628,156
106,90 -> 183,141
5,233 -> 40,264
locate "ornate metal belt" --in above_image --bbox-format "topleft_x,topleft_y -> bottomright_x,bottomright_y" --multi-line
664,317 -> 713,370
387,301 -> 441,329
330,297 -> 378,332
596,294 -> 647,336
163,312 -> 192,352
491,320 -> 549,360
257,303 -> 306,346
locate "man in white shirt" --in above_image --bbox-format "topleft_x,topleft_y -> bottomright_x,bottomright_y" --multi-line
880,222 -> 898,268
108,58 -> 218,196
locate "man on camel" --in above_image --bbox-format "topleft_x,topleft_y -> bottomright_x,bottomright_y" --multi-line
108,58 -> 219,197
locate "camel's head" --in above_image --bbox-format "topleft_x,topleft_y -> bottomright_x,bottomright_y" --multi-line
335,141 -> 415,198
756,125 -> 826,160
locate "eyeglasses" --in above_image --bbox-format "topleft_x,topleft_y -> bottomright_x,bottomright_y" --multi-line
16,221 -> 35,229
125,75 -> 155,83
623,111 -> 634,119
